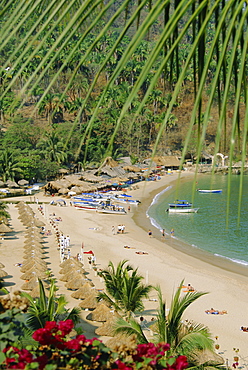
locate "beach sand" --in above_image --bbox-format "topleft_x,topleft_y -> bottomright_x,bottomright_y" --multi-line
1,171 -> 248,366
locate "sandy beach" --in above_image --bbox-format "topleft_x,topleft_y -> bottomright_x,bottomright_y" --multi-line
1,171 -> 248,366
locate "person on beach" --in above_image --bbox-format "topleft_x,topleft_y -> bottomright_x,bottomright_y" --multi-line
161,229 -> 165,239
170,228 -> 174,236
186,283 -> 194,292
148,230 -> 152,237
112,226 -> 115,235
128,205 -> 131,212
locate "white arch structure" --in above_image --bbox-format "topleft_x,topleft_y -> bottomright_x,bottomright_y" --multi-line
215,153 -> 228,167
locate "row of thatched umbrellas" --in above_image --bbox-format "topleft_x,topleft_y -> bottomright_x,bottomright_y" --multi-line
16,202 -> 50,298
15,202 -> 127,339
58,258 -> 120,336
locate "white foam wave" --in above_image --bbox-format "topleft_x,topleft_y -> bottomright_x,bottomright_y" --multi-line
214,253 -> 248,266
150,185 -> 172,206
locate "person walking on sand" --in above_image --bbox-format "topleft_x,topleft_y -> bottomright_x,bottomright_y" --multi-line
170,228 -> 174,236
161,229 -> 165,239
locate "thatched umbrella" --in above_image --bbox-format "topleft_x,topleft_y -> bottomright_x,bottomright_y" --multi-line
60,269 -> 85,282
34,219 -> 46,227
21,278 -> 49,291
23,251 -> 45,259
29,285 -> 50,298
59,258 -> 83,268
58,187 -> 69,195
20,260 -> 47,273
71,282 -> 95,299
86,303 -> 114,322
105,333 -> 137,350
18,179 -> 29,186
24,240 -> 44,248
0,223 -> 12,233
20,269 -> 48,280
94,317 -> 117,336
0,263 -> 5,268
78,292 -> 98,309
6,180 -> 18,188
0,269 -> 9,278
65,277 -> 87,290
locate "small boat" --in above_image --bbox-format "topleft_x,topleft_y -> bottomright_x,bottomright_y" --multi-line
168,200 -> 192,208
73,201 -> 99,210
197,189 -> 222,193
96,205 -> 127,215
167,199 -> 199,213
167,207 -> 199,213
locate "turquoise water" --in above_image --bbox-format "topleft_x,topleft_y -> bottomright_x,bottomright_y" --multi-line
147,174 -> 248,266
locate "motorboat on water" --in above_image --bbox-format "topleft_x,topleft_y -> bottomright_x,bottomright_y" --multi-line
168,200 -> 192,208
166,199 -> 199,213
167,207 -> 199,213
197,189 -> 222,193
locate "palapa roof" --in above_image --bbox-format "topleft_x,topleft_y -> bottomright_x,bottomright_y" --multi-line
86,303 -> 115,322
0,223 -> 12,233
0,269 -> 9,278
78,292 -> 98,309
71,283 -> 95,299
123,165 -> 141,173
152,155 -> 181,167
94,316 -> 117,336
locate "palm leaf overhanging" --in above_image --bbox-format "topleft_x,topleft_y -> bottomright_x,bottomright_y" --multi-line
0,0 -> 247,165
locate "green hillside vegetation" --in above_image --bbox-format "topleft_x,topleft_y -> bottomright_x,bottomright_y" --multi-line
0,0 -> 247,183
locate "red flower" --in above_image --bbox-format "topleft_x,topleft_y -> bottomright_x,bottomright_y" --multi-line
114,360 -> 133,370
65,338 -> 82,352
32,328 -> 54,345
58,319 -> 74,335
44,321 -> 59,333
167,355 -> 188,370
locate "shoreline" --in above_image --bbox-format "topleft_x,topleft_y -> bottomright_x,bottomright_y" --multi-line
1,172 -> 248,364
133,174 -> 248,280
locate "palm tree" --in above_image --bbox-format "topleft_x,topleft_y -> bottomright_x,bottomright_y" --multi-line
98,260 -> 153,318
0,149 -> 22,182
115,281 -> 216,366
21,279 -> 80,331
37,132 -> 68,165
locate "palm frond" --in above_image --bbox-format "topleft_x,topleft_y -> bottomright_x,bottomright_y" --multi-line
114,317 -> 148,344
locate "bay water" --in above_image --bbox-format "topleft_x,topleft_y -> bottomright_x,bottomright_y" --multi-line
147,174 -> 248,266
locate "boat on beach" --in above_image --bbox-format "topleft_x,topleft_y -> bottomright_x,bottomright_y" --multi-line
197,189 -> 222,193
96,205 -> 127,215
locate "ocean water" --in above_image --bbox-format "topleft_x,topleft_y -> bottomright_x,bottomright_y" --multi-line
147,174 -> 248,266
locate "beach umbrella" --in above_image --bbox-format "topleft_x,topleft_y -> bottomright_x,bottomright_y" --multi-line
65,277 -> 86,290
0,269 -> 9,278
58,187 -> 69,195
86,303 -> 114,322
78,293 -> 98,309
20,263 -> 48,274
34,219 -> 46,227
23,251 -> 45,259
20,269 -> 48,280
24,240 -> 44,247
60,269 -> 85,282
71,282 -> 95,299
105,333 -> 136,350
6,180 -> 18,188
94,317 -> 117,336
0,263 -> 5,268
18,179 -> 29,186
0,223 -> 12,233
21,278 -> 49,291
29,285 -> 49,298
59,258 -> 83,268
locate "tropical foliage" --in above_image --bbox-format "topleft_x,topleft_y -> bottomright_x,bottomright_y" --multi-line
1,318 -> 189,370
114,282 -> 216,367
0,202 -> 10,222
0,0 -> 247,182
21,279 -> 81,331
98,260 -> 153,318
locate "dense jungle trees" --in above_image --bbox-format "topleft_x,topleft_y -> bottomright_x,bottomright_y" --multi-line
0,0 -> 247,182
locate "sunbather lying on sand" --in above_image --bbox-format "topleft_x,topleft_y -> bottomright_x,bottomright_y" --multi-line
205,308 -> 227,315
135,251 -> 148,255
241,326 -> 248,332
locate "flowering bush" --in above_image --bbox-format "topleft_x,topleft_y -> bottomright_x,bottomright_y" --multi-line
2,320 -> 188,370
